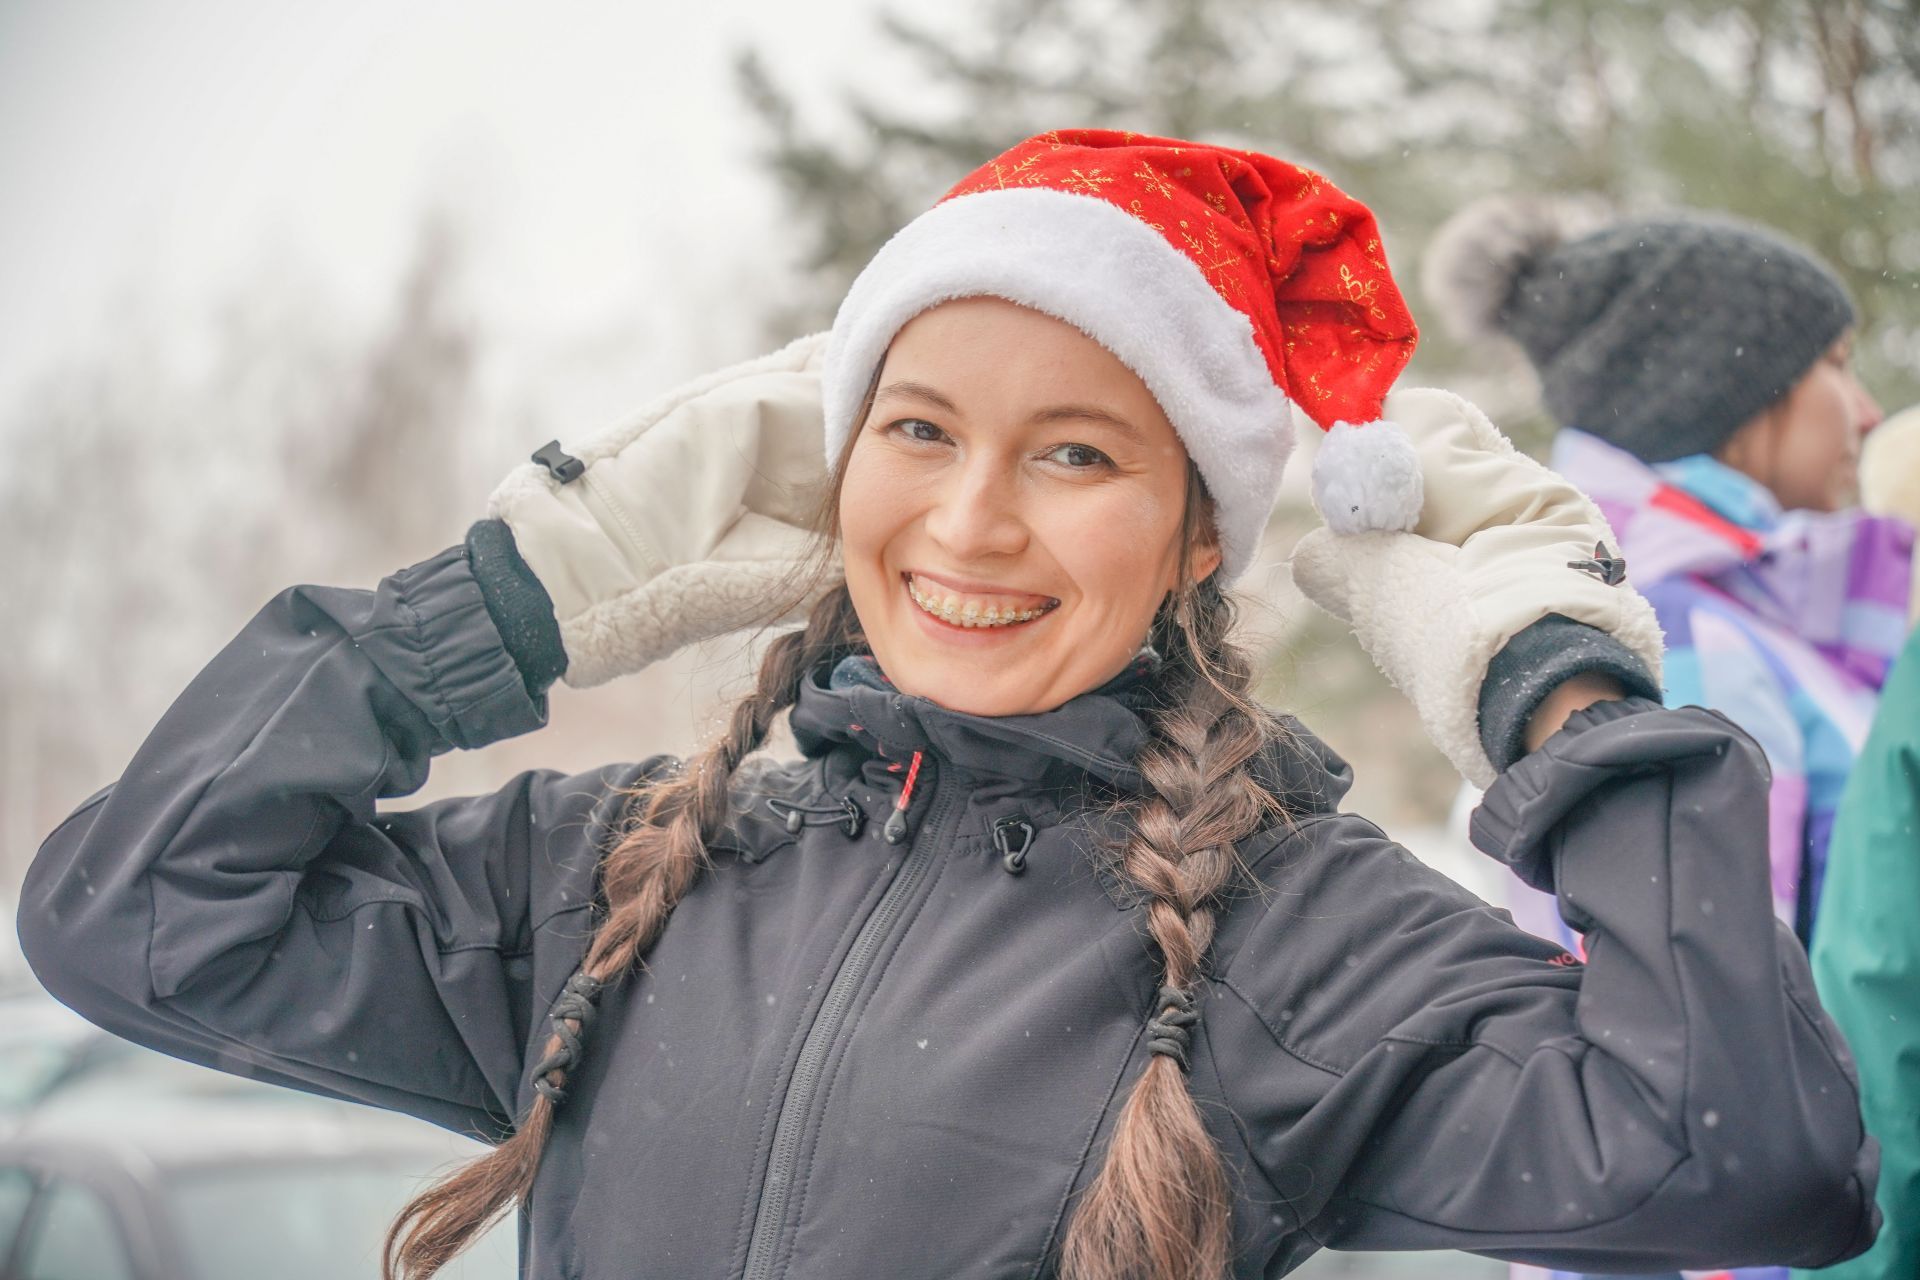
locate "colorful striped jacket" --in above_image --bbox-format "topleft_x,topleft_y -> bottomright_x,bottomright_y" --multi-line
1509,428 -> 1911,1280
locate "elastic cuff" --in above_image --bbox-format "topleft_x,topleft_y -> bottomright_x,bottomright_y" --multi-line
1477,615 -> 1662,773
379,544 -> 549,751
465,519 -> 568,697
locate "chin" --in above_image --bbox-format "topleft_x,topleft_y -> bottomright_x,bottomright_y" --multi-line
892,667 -> 1049,718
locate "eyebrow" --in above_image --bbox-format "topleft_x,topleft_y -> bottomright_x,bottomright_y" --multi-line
873,381 -> 959,414
1028,403 -> 1146,443
873,380 -> 1145,442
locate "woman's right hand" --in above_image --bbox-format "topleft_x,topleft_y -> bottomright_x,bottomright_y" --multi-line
488,332 -> 836,688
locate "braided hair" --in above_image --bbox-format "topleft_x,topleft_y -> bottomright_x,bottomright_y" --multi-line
386,418 -> 1286,1280
1058,484 -> 1284,1280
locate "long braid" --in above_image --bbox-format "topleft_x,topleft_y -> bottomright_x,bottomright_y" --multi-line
382,585 -> 863,1280
1061,479 -> 1285,1280
385,372 -> 877,1280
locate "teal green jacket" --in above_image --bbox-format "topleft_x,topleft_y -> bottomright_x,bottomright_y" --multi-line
1801,623 -> 1920,1280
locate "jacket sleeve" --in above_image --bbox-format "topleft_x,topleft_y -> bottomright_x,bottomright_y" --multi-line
1210,698 -> 1878,1273
17,543 -> 662,1141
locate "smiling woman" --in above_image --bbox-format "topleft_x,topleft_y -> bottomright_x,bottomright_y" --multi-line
17,129 -> 1881,1280
840,298 -> 1217,716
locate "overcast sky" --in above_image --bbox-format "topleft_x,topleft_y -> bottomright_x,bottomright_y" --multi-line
0,0 -> 920,426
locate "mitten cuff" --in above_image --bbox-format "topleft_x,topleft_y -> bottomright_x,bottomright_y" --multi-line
1477,614 -> 1662,773
465,518 -> 568,697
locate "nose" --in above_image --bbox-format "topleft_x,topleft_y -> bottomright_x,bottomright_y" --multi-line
1853,376 -> 1884,436
923,453 -> 1030,561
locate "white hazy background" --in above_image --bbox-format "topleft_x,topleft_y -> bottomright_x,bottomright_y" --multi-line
0,0 -> 911,426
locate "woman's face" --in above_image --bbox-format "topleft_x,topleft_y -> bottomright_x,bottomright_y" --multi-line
1719,334 -> 1882,513
837,297 -> 1219,717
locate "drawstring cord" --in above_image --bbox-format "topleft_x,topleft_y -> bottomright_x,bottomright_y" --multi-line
761,748 -> 927,847
882,750 -> 925,845
766,795 -> 866,839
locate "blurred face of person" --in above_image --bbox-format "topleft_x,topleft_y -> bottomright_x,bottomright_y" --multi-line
1717,334 -> 1882,512
836,297 -> 1220,717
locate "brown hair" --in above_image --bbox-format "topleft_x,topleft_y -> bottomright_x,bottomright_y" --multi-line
385,387 -> 1282,1280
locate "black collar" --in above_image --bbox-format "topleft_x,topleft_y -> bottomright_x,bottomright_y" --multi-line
789,660 -> 1154,791
786,657 -> 1354,814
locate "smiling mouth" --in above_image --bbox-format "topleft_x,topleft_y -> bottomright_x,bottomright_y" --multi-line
904,573 -> 1060,629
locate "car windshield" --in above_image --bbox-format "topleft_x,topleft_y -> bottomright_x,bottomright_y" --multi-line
168,1159 -> 515,1280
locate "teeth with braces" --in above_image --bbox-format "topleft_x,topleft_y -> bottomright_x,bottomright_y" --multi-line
907,576 -> 1052,628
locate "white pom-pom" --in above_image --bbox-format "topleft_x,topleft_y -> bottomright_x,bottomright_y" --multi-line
1312,420 -> 1423,534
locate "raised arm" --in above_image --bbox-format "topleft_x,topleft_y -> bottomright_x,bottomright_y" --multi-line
16,539 -> 672,1138
1270,387 -> 1876,1269
1209,700 -> 1876,1272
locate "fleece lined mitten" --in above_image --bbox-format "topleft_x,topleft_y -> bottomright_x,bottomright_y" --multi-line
1290,386 -> 1665,786
484,332 -> 838,688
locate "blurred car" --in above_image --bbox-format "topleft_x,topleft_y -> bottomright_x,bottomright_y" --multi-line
0,989 -> 159,1119
0,986 -> 514,1278
0,1090 -> 517,1279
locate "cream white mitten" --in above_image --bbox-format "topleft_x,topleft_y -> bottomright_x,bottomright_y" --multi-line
488,332 -> 836,688
1290,387 -> 1665,786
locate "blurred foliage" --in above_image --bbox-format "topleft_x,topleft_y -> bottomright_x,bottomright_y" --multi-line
739,0 -> 1920,436
738,0 -> 1920,827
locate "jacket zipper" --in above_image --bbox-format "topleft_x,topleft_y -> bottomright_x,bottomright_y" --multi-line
740,758 -> 953,1280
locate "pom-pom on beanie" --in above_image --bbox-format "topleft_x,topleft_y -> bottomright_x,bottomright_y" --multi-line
1424,197 -> 1856,464
821,129 -> 1421,584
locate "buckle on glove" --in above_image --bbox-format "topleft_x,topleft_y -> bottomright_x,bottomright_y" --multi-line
1568,541 -> 1627,586
531,440 -> 586,484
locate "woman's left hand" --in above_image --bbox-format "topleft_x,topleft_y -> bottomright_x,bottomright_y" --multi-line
1289,387 -> 1665,786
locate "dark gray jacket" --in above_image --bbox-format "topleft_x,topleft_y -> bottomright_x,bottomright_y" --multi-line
18,542 -> 1878,1278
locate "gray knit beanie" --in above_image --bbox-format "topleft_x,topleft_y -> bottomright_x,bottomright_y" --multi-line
1423,198 -> 1856,463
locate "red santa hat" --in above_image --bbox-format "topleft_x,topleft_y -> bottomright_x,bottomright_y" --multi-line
822,128 -> 1422,584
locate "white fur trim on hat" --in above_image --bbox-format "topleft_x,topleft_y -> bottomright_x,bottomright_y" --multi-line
1311,420 -> 1424,534
822,187 -> 1293,583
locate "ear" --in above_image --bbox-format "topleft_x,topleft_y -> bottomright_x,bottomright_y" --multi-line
1189,506 -> 1224,585
1190,538 -> 1223,585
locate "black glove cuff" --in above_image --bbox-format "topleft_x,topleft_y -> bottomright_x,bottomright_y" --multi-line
1477,614 -> 1663,774
465,518 -> 568,698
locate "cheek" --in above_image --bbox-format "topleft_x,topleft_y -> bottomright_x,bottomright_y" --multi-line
1775,384 -> 1859,509
1798,391 -> 1858,468
1046,485 -> 1186,609
838,445 -> 914,559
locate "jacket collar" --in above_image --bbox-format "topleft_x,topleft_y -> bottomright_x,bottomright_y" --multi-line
1651,453 -> 1782,533
786,656 -> 1354,814
1550,429 -> 1769,579
789,658 -> 1153,790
